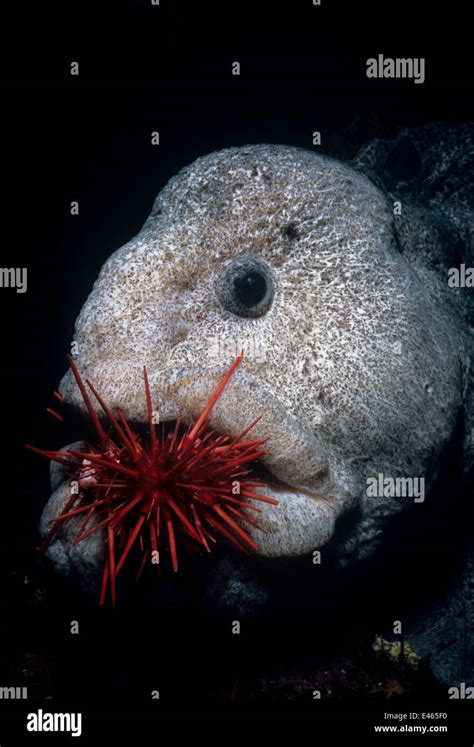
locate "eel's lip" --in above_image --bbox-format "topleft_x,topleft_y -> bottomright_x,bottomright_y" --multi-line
48,404 -> 337,559
251,458 -> 329,503
232,454 -> 336,557
49,418 -> 327,502
53,402 -> 330,499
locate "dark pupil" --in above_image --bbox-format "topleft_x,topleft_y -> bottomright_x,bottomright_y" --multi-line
233,271 -> 267,308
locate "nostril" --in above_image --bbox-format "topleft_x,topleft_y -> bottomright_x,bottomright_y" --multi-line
169,322 -> 190,346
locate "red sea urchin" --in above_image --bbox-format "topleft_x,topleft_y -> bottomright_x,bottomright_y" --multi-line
27,355 -> 278,605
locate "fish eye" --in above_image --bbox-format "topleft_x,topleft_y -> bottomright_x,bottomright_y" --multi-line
216,257 -> 275,318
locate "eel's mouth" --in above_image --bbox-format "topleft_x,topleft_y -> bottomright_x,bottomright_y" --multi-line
38,355 -> 340,567
250,458 -> 331,503
46,401 -> 338,561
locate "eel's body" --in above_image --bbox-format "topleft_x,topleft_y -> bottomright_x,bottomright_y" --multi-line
40,124 -> 473,608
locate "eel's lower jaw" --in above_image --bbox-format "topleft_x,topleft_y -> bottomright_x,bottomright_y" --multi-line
244,460 -> 337,557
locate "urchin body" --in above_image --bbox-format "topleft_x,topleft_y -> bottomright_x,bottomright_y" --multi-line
40,127 -> 473,590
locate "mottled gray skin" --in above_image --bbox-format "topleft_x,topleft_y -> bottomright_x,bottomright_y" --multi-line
40,125 -> 473,627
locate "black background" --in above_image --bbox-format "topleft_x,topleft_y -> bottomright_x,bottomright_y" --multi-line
0,0 -> 473,739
